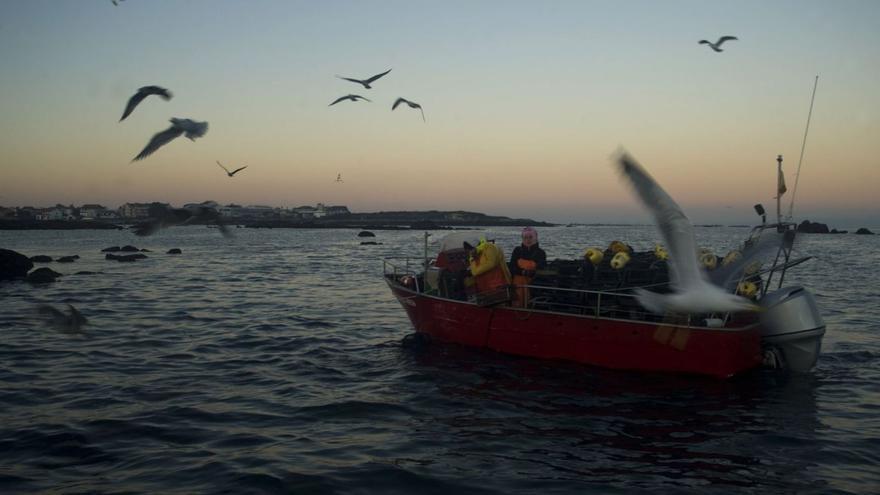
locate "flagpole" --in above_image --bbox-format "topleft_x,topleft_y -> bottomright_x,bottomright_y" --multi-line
776,155 -> 783,225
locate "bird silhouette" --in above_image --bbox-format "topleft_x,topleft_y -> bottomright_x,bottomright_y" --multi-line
132,201 -> 231,237
216,161 -> 247,177
38,304 -> 88,333
392,97 -> 425,122
329,94 -> 371,106
111,0 -> 125,5
132,118 -> 208,161
120,86 -> 172,121
699,36 -> 738,52
615,151 -> 759,314
335,173 -> 343,183
336,69 -> 391,89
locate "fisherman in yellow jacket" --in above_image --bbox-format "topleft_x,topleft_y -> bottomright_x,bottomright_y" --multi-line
464,238 -> 512,297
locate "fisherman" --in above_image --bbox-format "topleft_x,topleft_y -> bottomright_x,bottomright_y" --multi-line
508,227 -> 547,307
464,238 -> 512,302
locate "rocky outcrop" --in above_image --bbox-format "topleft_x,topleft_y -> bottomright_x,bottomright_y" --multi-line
57,256 -> 78,263
120,245 -> 140,252
30,255 -> 53,263
797,220 -> 830,234
167,248 -> 182,254
27,267 -> 62,283
357,231 -> 376,237
106,253 -> 148,262
101,246 -> 121,252
1,249 -> 33,280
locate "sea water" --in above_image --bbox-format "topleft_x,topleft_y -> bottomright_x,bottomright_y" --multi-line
1,226 -> 878,494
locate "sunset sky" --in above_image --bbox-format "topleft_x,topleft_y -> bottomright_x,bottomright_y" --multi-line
1,0 -> 878,226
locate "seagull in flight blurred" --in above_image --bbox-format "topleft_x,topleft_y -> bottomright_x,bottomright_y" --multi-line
614,151 -> 759,314
392,98 -> 425,122
699,36 -> 738,52
38,304 -> 87,333
132,118 -> 208,161
329,94 -> 371,106
335,173 -> 343,183
111,0 -> 125,5
120,86 -> 172,121
133,200 -> 231,238
336,69 -> 391,89
216,161 -> 247,177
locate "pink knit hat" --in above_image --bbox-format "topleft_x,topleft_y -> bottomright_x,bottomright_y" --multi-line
521,227 -> 538,247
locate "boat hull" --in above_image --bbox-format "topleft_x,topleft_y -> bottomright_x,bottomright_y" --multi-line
389,282 -> 764,379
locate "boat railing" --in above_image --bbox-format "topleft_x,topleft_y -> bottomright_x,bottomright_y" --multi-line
384,257 -> 741,327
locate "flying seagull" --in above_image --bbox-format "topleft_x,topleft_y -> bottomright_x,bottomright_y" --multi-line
699,36 -> 738,52
120,86 -> 172,121
112,0 -> 125,5
335,173 -> 343,183
614,151 -> 759,314
38,304 -> 87,334
216,161 -> 247,177
132,200 -> 231,238
336,69 -> 391,89
132,118 -> 208,161
329,94 -> 371,106
392,97 -> 425,122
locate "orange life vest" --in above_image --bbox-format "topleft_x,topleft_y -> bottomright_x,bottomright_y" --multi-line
512,258 -> 537,307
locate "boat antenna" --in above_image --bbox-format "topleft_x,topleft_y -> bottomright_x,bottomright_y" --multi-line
786,75 -> 819,221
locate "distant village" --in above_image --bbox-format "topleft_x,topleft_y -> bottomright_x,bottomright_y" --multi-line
0,202 -> 352,222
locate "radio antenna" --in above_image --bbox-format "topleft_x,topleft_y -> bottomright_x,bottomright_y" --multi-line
787,75 -> 819,220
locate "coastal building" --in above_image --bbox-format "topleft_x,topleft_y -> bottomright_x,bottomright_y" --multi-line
218,204 -> 277,219
79,204 -> 107,219
0,206 -> 14,219
118,203 -> 153,219
35,205 -> 75,221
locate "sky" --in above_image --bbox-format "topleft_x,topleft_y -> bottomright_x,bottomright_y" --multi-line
0,0 -> 878,227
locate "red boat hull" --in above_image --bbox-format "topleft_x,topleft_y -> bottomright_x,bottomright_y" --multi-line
388,282 -> 763,379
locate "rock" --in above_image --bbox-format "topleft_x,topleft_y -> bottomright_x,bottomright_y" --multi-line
797,220 -> 830,234
106,253 -> 146,262
360,241 -> 381,245
57,256 -> 77,263
140,248 -> 151,252
357,231 -> 376,237
30,255 -> 53,263
167,248 -> 182,254
26,267 -> 62,283
855,228 -> 875,235
829,229 -> 848,234
75,271 -> 98,275
120,245 -> 139,252
101,246 -> 121,252
1,249 -> 33,281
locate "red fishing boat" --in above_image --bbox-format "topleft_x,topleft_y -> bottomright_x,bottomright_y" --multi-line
385,219 -> 825,379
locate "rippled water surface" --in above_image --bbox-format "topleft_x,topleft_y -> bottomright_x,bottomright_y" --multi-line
1,226 -> 878,494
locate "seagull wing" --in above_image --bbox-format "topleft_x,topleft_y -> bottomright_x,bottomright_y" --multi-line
364,69 -> 392,84
392,97 -> 406,110
132,125 -> 184,161
616,152 -> 703,291
329,95 -> 351,106
717,36 -> 738,45
354,95 -> 371,102
709,231 -> 785,290
419,107 -> 426,122
216,161 -> 231,174
230,165 -> 248,175
336,76 -> 366,87
120,91 -> 149,121
698,40 -> 710,45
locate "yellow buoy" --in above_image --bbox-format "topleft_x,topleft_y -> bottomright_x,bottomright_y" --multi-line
700,252 -> 718,270
721,249 -> 742,266
610,251 -> 631,270
744,261 -> 762,275
653,244 -> 669,261
583,247 -> 604,266
737,280 -> 758,298
608,240 -> 630,254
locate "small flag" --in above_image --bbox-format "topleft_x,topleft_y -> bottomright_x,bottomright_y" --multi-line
778,168 -> 787,196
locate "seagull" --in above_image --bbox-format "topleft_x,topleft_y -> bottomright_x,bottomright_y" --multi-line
37,304 -> 87,333
132,118 -> 208,161
614,151 -> 759,314
392,97 -> 425,122
132,200 -> 231,238
120,86 -> 172,121
111,0 -> 125,5
699,36 -> 738,52
216,161 -> 247,177
336,69 -> 392,89
329,94 -> 371,106
335,173 -> 343,183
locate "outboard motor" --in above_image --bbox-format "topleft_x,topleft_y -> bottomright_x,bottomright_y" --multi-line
759,286 -> 825,372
